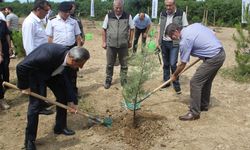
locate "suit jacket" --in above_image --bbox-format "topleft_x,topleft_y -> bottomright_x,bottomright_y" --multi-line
16,43 -> 77,103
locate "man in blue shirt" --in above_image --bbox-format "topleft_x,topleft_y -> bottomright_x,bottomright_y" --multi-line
132,12 -> 151,53
166,23 -> 226,121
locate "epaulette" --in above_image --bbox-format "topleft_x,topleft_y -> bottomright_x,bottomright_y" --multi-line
49,16 -> 56,20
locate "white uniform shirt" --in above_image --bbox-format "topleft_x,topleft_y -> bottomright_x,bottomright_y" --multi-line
45,15 -> 81,46
0,12 -> 6,21
22,12 -> 47,55
102,14 -> 134,29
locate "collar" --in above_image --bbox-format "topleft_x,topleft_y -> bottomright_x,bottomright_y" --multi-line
166,9 -> 177,16
56,14 -> 70,22
31,11 -> 43,23
63,53 -> 68,66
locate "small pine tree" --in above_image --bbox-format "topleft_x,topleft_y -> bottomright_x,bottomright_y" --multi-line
122,48 -> 158,121
233,5 -> 250,76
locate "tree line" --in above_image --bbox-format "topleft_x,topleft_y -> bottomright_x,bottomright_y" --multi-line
0,0 -> 241,27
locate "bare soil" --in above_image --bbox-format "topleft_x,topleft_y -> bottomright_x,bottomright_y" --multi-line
1,22 -> 250,150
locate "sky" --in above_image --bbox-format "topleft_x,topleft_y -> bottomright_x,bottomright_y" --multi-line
4,0 -> 72,3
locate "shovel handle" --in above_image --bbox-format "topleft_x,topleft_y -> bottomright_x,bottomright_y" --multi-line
2,82 -> 98,121
137,58 -> 201,104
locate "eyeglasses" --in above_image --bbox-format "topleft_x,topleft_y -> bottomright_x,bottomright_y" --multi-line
39,7 -> 49,12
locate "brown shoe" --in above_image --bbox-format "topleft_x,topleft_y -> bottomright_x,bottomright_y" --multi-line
0,99 -> 10,110
179,112 -> 200,121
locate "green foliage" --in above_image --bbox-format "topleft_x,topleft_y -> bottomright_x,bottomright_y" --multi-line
12,30 -> 25,57
220,68 -> 250,83
228,4 -> 250,81
0,0 -> 242,27
122,50 -> 158,104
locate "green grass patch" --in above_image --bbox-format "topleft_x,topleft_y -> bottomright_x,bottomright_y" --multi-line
220,67 -> 250,83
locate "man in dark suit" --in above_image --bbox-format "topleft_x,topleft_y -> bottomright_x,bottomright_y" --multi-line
16,43 -> 90,150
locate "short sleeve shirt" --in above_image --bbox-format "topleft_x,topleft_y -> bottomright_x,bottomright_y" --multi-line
45,15 -> 81,46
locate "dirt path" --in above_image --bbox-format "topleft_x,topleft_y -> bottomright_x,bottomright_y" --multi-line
1,24 -> 250,150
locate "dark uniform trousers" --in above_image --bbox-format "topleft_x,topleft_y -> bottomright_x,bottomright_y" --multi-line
0,51 -> 10,99
133,27 -> 147,53
26,74 -> 68,141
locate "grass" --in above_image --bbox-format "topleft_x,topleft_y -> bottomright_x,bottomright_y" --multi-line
220,67 -> 250,83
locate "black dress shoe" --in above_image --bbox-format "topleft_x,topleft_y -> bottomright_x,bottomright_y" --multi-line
26,140 -> 36,150
104,82 -> 111,89
54,128 -> 75,136
200,107 -> 208,111
38,109 -> 54,115
179,112 -> 200,121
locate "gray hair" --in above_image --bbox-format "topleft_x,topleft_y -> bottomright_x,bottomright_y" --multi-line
68,46 -> 90,62
165,23 -> 182,37
113,0 -> 124,5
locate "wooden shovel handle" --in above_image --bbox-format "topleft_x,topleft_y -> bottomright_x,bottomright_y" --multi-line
2,82 -> 92,118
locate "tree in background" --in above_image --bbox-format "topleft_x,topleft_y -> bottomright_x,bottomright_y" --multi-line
232,4 -> 250,78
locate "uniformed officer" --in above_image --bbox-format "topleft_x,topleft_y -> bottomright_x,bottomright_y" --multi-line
45,1 -> 82,97
45,1 -> 82,48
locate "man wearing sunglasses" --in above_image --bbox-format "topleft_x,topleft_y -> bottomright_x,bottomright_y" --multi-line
22,0 -> 54,117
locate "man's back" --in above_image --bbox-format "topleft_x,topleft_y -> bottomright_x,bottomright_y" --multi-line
6,13 -> 19,31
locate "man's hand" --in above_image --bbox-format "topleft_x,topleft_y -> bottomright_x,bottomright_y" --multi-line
68,102 -> 77,113
102,42 -> 107,49
128,41 -> 132,48
143,33 -> 147,38
21,88 -> 31,95
0,55 -> 3,64
171,75 -> 178,82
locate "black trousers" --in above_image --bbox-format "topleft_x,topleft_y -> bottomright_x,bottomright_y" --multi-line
26,75 -> 68,141
132,27 -> 147,53
0,55 -> 10,99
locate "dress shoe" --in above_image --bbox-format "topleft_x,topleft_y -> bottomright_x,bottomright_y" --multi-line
26,140 -> 36,150
38,109 -> 54,115
54,128 -> 75,136
200,107 -> 208,111
179,112 -> 200,121
174,87 -> 182,95
0,99 -> 10,110
104,80 -> 111,89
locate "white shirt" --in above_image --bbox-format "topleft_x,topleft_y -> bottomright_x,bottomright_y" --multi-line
22,12 -> 47,55
0,12 -> 6,21
51,53 -> 67,76
45,15 -> 81,46
102,14 -> 134,29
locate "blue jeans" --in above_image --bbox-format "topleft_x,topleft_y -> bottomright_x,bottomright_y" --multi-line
161,40 -> 180,88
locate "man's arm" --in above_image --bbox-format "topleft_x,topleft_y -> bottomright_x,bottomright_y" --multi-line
128,29 -> 134,48
6,34 -> 12,55
102,29 -> 107,49
172,62 -> 186,81
128,15 -> 135,48
22,22 -> 35,55
76,34 -> 82,46
0,41 -> 3,63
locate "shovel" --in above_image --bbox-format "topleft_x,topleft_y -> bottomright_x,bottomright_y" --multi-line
3,82 -> 112,127
124,58 -> 201,110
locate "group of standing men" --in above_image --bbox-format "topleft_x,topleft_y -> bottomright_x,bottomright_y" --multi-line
102,0 -> 225,123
